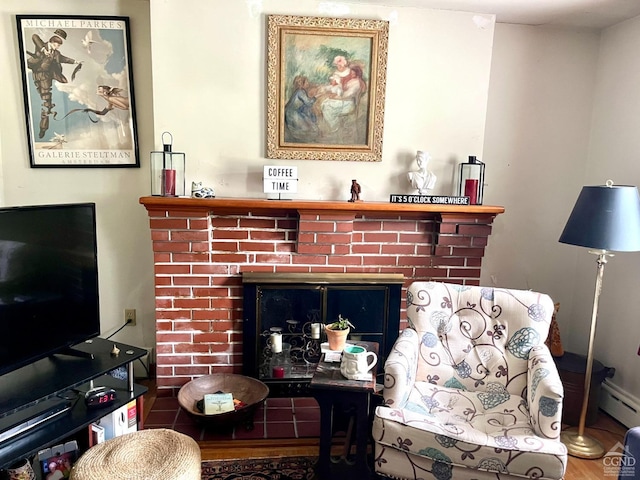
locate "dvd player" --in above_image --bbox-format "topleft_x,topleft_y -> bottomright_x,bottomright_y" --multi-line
0,399 -> 71,444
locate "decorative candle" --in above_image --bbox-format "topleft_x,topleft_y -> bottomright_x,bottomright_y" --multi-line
465,179 -> 479,205
163,169 -> 176,196
270,332 -> 282,353
272,366 -> 285,378
150,132 -> 185,197
311,323 -> 320,339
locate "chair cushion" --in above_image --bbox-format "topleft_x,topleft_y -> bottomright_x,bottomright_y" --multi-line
374,381 -> 567,479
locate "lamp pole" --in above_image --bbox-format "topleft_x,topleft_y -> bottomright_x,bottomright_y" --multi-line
560,251 -> 608,458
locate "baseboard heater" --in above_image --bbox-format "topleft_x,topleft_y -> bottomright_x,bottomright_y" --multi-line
600,379 -> 640,428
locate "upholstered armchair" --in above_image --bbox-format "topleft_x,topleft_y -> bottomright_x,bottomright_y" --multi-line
373,282 -> 567,480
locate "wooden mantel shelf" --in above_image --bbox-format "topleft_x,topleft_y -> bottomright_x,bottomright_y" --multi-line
139,196 -> 505,217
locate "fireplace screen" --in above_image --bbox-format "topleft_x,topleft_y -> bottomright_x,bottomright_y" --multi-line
242,273 -> 403,396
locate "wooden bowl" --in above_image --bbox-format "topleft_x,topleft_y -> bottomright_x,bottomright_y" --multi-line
177,374 -> 269,429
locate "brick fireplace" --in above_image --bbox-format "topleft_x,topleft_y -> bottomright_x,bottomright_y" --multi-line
139,196 -> 504,394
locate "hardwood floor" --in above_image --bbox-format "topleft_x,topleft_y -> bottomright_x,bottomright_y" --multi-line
141,380 -> 628,478
563,414 -> 627,480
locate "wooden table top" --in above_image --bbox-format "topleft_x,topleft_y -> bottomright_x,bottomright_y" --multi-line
309,341 -> 378,393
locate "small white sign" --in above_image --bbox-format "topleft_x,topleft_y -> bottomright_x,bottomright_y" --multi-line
263,166 -> 298,193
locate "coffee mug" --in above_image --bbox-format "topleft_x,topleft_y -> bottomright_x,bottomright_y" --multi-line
7,458 -> 35,480
340,345 -> 377,380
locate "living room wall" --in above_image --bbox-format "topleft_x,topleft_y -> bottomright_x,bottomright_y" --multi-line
482,26 -> 599,357
0,0 -> 156,355
149,0 -> 495,201
2,0 -> 640,405
579,16 -> 640,397
485,19 -> 640,401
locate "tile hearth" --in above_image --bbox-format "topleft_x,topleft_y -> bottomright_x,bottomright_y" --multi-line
145,396 -> 321,441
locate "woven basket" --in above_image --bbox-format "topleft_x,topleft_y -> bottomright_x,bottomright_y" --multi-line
70,428 -> 200,480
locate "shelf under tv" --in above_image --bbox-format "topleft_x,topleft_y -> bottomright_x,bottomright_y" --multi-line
0,337 -> 147,470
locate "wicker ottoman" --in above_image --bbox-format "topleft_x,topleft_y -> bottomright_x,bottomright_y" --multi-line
70,428 -> 201,480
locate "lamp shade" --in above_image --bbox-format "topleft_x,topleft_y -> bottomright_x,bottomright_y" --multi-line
559,183 -> 640,252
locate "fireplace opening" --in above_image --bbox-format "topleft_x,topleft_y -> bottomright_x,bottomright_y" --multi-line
242,273 -> 403,396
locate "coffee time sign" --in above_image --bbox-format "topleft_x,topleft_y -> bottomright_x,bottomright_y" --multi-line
263,166 -> 298,194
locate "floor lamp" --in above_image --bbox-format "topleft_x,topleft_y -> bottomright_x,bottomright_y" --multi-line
558,180 -> 640,459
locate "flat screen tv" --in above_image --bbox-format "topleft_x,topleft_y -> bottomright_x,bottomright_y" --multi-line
0,203 -> 100,376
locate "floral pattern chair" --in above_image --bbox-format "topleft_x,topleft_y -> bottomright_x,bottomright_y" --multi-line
373,282 -> 567,480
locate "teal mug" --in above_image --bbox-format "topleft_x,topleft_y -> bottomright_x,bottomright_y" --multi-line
340,345 -> 377,379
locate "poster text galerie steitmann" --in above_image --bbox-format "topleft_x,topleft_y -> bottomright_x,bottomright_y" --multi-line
16,16 -> 139,167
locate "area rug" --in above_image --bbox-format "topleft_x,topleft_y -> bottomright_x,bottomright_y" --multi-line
201,456 -> 318,480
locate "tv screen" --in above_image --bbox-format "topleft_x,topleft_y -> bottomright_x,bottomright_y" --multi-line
0,203 -> 100,376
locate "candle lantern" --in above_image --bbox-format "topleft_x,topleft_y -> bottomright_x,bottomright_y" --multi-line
457,155 -> 485,205
150,132 -> 185,196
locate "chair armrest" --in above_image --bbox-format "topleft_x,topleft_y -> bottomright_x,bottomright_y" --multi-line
527,344 -> 564,439
382,328 -> 419,408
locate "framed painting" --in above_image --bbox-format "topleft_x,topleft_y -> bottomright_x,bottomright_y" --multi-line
16,15 -> 139,167
266,15 -> 389,162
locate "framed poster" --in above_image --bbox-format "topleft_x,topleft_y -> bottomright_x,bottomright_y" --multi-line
266,15 -> 389,162
16,15 -> 139,167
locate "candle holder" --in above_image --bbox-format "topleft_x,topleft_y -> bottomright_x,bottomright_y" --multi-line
269,342 -> 292,378
150,132 -> 186,196
457,155 -> 485,205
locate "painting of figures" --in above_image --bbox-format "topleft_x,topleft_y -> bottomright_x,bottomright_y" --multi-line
267,15 -> 389,162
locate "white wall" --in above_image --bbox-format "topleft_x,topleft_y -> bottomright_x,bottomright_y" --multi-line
484,19 -> 640,400
0,0 -> 157,352
481,24 -> 600,346
149,0 -> 496,201
584,16 -> 640,395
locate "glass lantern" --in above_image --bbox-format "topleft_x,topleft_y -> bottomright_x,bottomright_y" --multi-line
150,132 -> 185,196
457,155 -> 485,205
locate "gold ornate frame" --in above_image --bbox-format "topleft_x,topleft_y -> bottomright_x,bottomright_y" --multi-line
266,15 -> 389,162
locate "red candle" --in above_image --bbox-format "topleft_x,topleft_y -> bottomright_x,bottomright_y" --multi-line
272,366 -> 285,378
464,179 -> 478,205
163,169 -> 176,196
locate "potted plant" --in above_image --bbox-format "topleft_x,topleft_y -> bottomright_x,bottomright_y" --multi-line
324,314 -> 354,351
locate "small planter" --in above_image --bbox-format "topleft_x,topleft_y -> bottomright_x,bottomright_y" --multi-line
325,325 -> 350,351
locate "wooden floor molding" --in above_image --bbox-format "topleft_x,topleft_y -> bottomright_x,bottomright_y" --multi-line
199,437 -> 321,461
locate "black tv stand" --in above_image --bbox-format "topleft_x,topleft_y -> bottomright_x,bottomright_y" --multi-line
0,338 -> 147,470
51,346 -> 96,360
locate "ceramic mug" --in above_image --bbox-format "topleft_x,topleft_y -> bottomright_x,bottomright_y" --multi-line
340,345 -> 377,380
7,458 -> 35,480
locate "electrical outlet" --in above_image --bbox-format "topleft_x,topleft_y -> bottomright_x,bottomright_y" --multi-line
125,309 -> 136,326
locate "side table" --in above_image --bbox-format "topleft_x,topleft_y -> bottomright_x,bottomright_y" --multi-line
310,341 -> 379,479
553,351 -> 614,426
